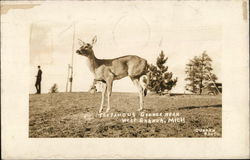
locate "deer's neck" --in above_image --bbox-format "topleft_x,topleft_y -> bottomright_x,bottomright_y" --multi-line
86,51 -> 99,73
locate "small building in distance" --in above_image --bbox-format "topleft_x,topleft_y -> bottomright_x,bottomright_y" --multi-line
202,82 -> 222,95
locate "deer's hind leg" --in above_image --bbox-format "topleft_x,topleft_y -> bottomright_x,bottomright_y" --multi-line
131,77 -> 144,111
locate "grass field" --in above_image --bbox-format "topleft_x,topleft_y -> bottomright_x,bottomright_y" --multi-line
29,92 -> 222,138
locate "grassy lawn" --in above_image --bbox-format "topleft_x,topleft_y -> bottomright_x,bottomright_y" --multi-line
29,92 -> 222,138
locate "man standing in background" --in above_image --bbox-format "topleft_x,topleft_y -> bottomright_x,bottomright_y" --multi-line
35,65 -> 42,94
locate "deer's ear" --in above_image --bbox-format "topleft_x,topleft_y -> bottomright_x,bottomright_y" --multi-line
78,39 -> 85,46
92,36 -> 97,45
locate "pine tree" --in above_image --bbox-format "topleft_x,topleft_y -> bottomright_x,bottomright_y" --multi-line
185,51 -> 217,94
148,51 -> 178,95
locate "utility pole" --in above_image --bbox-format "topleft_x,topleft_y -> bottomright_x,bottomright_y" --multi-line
66,64 -> 70,92
60,23 -> 76,92
69,23 -> 75,92
64,23 -> 76,92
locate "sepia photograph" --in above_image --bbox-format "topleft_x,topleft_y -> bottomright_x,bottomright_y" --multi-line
28,3 -> 222,138
1,0 -> 249,159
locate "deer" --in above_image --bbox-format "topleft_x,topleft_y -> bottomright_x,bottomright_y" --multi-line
76,36 -> 149,113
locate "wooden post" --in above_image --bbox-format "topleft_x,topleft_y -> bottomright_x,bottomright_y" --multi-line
66,64 -> 70,92
69,23 -> 75,92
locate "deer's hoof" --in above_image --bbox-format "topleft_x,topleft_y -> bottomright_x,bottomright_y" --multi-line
137,108 -> 143,112
105,109 -> 110,113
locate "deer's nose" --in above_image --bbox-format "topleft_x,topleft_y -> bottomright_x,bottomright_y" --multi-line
76,50 -> 80,54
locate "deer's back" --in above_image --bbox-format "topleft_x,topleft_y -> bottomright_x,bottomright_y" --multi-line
97,55 -> 147,80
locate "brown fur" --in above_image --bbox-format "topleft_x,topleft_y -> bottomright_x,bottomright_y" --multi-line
76,38 -> 148,113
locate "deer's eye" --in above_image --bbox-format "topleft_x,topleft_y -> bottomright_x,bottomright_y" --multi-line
80,46 -> 87,50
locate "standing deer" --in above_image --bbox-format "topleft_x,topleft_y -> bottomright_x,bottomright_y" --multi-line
76,36 -> 148,113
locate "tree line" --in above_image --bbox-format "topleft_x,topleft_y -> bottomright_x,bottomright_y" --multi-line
147,50 -> 219,95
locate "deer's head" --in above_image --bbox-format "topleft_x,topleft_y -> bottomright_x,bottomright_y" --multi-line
76,36 -> 97,57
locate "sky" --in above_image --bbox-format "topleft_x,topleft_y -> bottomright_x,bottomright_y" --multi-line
29,1 -> 222,94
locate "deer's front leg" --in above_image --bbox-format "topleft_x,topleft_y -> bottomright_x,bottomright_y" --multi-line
105,78 -> 113,113
89,79 -> 97,92
99,82 -> 107,113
